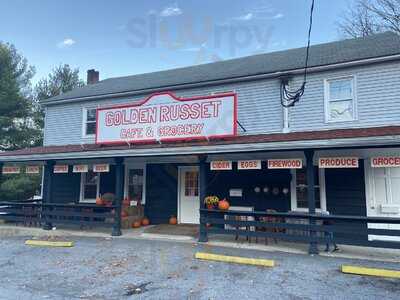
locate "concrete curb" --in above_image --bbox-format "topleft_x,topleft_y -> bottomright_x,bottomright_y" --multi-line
195,252 -> 275,267
341,265 -> 400,278
25,240 -> 74,247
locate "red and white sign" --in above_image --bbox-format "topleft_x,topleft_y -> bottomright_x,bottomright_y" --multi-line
54,165 -> 69,173
26,166 -> 40,174
267,159 -> 303,169
96,92 -> 237,145
93,164 -> 110,172
318,157 -> 359,168
73,165 -> 88,173
2,166 -> 20,174
371,156 -> 400,168
238,160 -> 261,170
210,161 -> 232,170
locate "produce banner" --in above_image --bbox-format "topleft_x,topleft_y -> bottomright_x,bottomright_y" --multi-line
73,165 -> 88,173
54,165 -> 69,173
210,161 -> 232,170
96,92 -> 237,144
318,157 -> 359,168
371,156 -> 400,168
93,164 -> 110,172
2,166 -> 20,174
26,166 -> 40,174
238,160 -> 261,170
267,159 -> 303,169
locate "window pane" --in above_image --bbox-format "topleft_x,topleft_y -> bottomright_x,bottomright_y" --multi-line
84,171 -> 98,200
86,122 -> 96,135
128,169 -> 144,202
295,167 -> 321,209
296,187 -> 321,209
329,79 -> 352,100
87,109 -> 96,121
184,171 -> 198,197
329,100 -> 353,121
84,185 -> 97,199
85,171 -> 98,184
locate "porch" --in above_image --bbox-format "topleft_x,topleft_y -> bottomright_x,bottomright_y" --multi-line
1,131 -> 400,255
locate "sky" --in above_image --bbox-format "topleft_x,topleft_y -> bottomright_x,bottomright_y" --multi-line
0,0 -> 354,85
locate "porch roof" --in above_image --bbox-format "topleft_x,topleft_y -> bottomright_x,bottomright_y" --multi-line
1,126 -> 400,162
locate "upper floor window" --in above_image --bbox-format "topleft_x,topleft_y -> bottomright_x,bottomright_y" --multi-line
324,76 -> 356,122
82,108 -> 96,137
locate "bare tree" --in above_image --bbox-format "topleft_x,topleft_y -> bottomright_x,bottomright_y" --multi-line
338,0 -> 400,38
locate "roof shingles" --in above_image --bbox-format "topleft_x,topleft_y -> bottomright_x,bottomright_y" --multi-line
45,32 -> 400,103
1,126 -> 400,157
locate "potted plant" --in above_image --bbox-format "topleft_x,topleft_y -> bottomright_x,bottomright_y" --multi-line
204,196 -> 219,209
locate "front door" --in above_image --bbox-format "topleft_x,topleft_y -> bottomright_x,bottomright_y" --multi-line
178,166 -> 200,224
366,163 -> 400,241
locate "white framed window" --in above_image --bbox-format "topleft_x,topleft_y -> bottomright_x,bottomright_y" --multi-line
324,76 -> 356,123
82,108 -> 97,137
124,164 -> 146,204
80,170 -> 100,203
290,167 -> 327,212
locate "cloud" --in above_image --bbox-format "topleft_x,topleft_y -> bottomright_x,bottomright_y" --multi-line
57,38 -> 76,48
160,3 -> 183,17
233,13 -> 254,21
272,13 -> 284,19
179,42 -> 207,52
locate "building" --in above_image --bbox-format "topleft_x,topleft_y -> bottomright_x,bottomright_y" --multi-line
1,32 -> 400,253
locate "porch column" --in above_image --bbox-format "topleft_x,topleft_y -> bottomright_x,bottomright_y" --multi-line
305,149 -> 318,254
0,162 -> 3,193
198,155 -> 208,242
42,160 -> 55,230
112,157 -> 124,236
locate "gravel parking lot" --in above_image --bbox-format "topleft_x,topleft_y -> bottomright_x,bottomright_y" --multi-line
0,236 -> 399,300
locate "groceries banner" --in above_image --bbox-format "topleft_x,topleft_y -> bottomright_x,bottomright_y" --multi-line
96,92 -> 237,144
371,156 -> 400,168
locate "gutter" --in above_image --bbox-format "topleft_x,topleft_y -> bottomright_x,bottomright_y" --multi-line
1,135 -> 400,162
41,54 -> 400,106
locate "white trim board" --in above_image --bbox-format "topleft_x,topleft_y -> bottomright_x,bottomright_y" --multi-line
2,135 -> 400,162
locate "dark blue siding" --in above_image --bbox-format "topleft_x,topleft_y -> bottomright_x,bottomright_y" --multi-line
207,163 -> 292,212
145,164 -> 178,224
51,166 -> 80,203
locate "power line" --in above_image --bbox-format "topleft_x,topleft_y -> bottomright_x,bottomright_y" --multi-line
280,0 -> 315,108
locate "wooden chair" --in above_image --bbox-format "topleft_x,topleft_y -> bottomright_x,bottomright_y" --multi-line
225,206 -> 255,243
256,209 -> 284,245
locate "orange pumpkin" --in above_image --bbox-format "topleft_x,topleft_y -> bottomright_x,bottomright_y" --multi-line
121,210 -> 128,218
218,199 -> 230,210
95,197 -> 104,206
122,197 -> 130,206
132,221 -> 141,228
141,217 -> 150,226
169,216 -> 177,225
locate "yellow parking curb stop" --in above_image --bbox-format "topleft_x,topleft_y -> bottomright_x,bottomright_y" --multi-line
341,265 -> 400,279
25,240 -> 74,247
195,252 -> 275,267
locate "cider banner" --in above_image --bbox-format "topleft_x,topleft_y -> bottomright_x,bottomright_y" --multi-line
96,92 -> 237,144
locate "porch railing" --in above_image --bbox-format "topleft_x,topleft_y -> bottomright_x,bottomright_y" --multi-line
0,201 -> 116,231
200,209 -> 400,250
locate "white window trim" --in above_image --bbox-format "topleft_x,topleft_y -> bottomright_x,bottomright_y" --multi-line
324,75 -> 357,123
79,171 -> 100,203
124,163 -> 146,204
82,107 -> 97,138
283,106 -> 290,133
290,168 -> 327,212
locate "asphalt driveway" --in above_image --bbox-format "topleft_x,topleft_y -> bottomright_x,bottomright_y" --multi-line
0,236 -> 399,300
